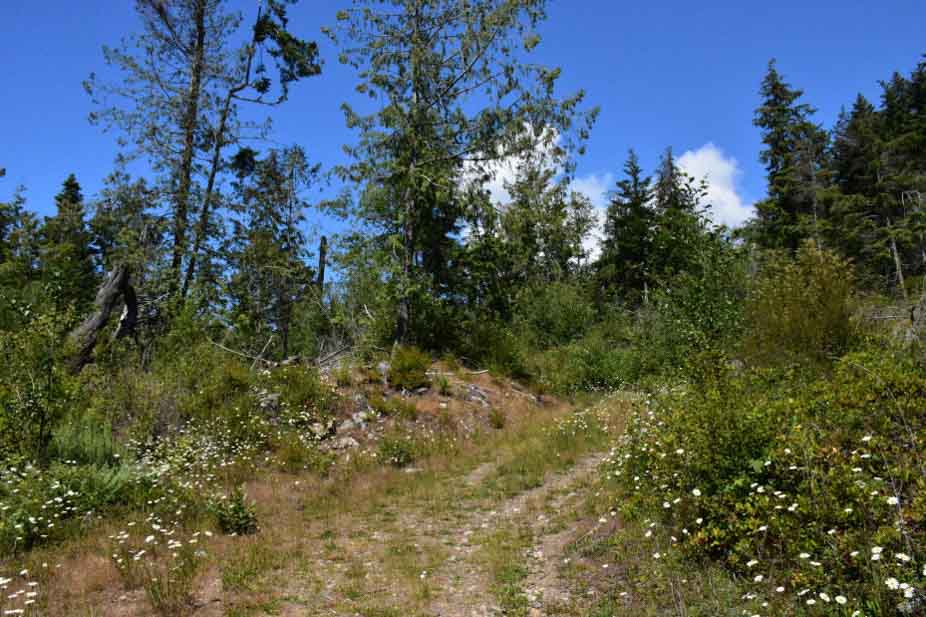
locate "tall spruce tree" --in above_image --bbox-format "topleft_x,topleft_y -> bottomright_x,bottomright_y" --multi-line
753,60 -> 828,250
0,189 -> 42,328
40,175 -> 98,313
649,147 -> 708,282
597,149 -> 653,304
225,147 -> 318,358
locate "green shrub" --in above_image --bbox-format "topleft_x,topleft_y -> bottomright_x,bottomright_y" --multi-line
437,375 -> 452,396
50,413 -> 126,467
455,317 -> 527,378
210,487 -> 259,536
264,365 -> 338,429
0,307 -> 78,462
489,408 -> 506,430
646,237 -> 746,371
369,394 -> 419,421
275,434 -> 335,475
0,461 -> 152,554
333,364 -> 353,387
526,321 -> 644,394
513,281 -> 595,350
746,242 -> 856,366
378,435 -> 416,468
388,346 -> 431,391
609,347 -> 926,615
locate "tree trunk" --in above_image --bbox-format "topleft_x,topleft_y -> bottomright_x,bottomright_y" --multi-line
396,183 -> 414,344
169,0 -> 207,296
182,6 -> 262,299
888,219 -> 908,301
68,265 -> 138,373
316,235 -> 328,291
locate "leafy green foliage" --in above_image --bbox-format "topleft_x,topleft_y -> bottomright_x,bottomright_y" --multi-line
378,435 -> 416,468
745,242 -> 856,366
388,346 -> 431,391
274,434 -> 334,475
210,487 -> 259,536
369,394 -> 418,422
647,234 -> 747,370
0,305 -> 77,463
610,348 -> 926,615
488,408 -> 506,430
514,281 -> 596,350
330,0 -> 596,342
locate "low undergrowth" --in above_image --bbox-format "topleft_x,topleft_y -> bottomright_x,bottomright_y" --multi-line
602,349 -> 925,616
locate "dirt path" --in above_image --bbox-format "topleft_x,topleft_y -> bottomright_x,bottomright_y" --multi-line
42,392 -> 628,617
519,453 -> 608,612
427,452 -> 608,617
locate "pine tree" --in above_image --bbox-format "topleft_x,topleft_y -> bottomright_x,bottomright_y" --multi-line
649,148 -> 708,282
40,175 -> 98,313
90,171 -> 170,298
753,60 -> 828,250
225,147 -> 318,358
87,0 -> 321,299
0,189 -> 42,327
597,149 -> 653,304
831,95 -> 881,197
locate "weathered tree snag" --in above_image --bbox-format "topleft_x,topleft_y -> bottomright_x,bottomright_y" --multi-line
316,235 -> 328,291
68,265 -> 138,373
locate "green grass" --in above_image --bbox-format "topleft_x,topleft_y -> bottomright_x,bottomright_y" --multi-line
480,524 -> 534,616
221,541 -> 287,592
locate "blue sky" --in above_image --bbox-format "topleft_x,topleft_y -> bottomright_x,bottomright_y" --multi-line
1,0 -> 924,235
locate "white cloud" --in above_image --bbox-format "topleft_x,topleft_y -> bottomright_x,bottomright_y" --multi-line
571,173 -> 613,210
462,125 -> 563,207
677,143 -> 752,228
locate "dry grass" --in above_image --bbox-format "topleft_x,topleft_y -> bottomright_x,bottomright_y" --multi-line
15,368 -> 599,616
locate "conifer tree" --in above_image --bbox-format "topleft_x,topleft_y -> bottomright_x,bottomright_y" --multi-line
753,60 -> 828,250
330,0 -> 596,342
225,147 -> 318,358
40,175 -> 98,313
87,0 -> 321,299
649,147 -> 708,282
597,149 -> 653,304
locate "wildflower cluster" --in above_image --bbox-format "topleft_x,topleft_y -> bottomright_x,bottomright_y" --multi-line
0,569 -> 41,616
109,512 -> 209,613
605,351 -> 925,616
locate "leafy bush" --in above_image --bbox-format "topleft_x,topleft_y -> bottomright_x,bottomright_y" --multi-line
0,308 -> 78,462
609,348 -> 926,616
526,318 -> 644,394
369,394 -> 418,421
489,408 -> 506,430
513,281 -> 596,350
209,487 -> 259,536
646,237 -> 746,371
455,316 -> 527,378
0,461 -> 150,553
437,374 -> 452,396
274,433 -> 334,475
388,345 -> 431,391
333,364 -> 353,387
746,242 -> 856,366
50,413 -> 126,466
378,435 -> 416,468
